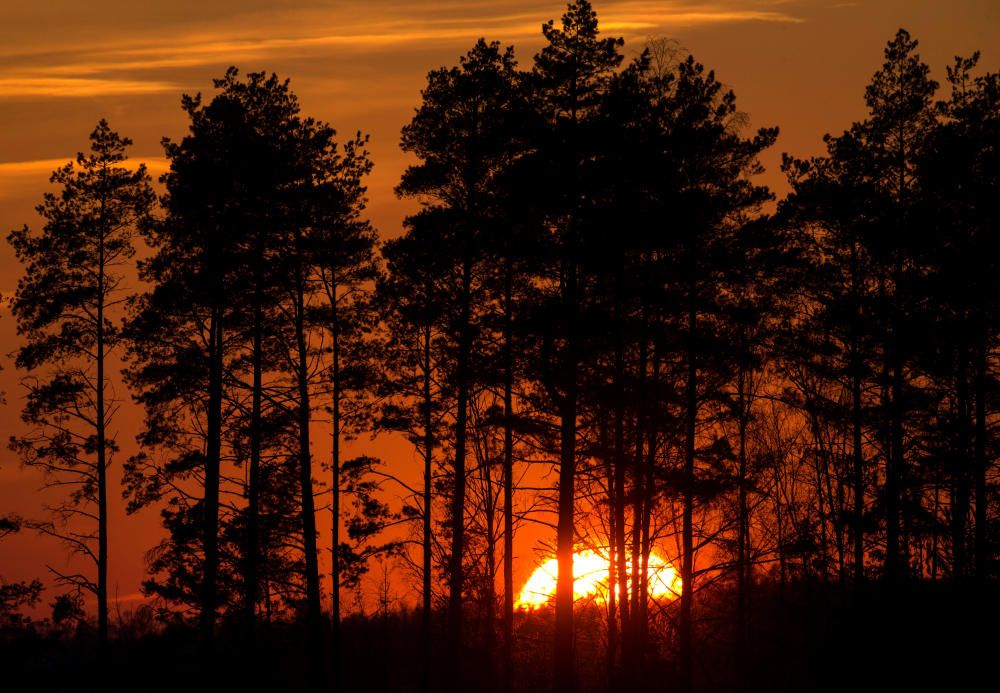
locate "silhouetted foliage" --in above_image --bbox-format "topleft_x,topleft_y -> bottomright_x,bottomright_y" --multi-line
7,120 -> 153,650
5,5 -> 1000,693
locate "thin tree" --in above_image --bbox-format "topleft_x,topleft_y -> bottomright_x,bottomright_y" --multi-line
8,120 -> 153,653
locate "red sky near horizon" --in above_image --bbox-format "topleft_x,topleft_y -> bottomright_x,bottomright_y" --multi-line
1,0 -> 998,616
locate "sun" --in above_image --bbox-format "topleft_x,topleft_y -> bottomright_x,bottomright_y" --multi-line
515,549 -> 682,610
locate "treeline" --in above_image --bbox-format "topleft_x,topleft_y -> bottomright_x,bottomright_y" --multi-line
2,2 -> 999,692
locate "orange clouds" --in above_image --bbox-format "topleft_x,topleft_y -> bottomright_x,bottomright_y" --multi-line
0,2 -> 804,100
0,77 -> 178,99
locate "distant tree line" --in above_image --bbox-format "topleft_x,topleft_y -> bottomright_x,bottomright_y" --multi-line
2,2 -> 999,692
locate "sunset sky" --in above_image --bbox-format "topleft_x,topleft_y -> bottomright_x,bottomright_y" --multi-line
1,0 -> 998,611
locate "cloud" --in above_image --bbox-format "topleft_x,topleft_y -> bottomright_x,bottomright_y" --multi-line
0,77 -> 178,98
0,1 -> 804,99
0,158 -> 169,199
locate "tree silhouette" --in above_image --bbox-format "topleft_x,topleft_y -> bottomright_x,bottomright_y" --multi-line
919,53 -> 1000,580
529,4 -> 624,688
304,127 -> 379,686
397,36 -> 528,687
377,214 -> 455,692
5,10 -> 1000,693
8,120 -> 153,652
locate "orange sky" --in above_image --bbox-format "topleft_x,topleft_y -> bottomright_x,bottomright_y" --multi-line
1,0 -> 998,616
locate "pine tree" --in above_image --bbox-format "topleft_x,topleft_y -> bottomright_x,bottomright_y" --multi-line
305,126 -> 378,686
920,53 -> 1000,579
396,37 -> 526,687
8,120 -> 153,652
859,29 -> 938,581
377,214 -> 455,692
529,5 -> 624,688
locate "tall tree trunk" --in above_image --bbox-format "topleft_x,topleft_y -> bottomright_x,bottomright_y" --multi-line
680,298 -> 697,693
422,322 -> 434,693
330,279 -> 342,690
852,345 -> 864,585
554,254 -> 578,693
294,245 -> 323,685
774,463 -> 786,598
613,376 -> 630,669
611,255 -> 630,674
200,306 -> 223,670
630,334 -> 646,658
953,344 -> 972,577
202,307 -> 223,649
245,244 -> 264,639
975,338 -> 988,579
885,271 -> 902,582
502,262 -> 515,693
736,361 -> 749,685
484,459 -> 498,684
604,424 -> 618,685
96,189 -> 109,653
638,408 -> 654,671
448,258 -> 473,688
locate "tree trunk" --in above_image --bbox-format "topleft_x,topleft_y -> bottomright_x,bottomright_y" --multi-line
680,299 -> 697,693
422,321 -> 434,693
330,279 -> 342,690
502,262 -> 515,693
611,257 -> 630,675
202,308 -> 223,650
975,338 -> 988,579
852,343 -> 864,585
953,343 -> 971,578
294,243 -> 323,685
245,244 -> 264,640
554,255 -> 578,693
448,257 -> 473,688
736,362 -> 749,684
96,190 -> 109,654
604,423 -> 618,685
885,277 -> 902,582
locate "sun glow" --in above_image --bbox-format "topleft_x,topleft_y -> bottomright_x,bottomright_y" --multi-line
515,549 -> 682,610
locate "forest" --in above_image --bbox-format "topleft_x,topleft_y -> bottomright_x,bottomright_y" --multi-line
1,2 -> 999,692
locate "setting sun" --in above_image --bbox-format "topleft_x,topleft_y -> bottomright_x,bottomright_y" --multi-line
515,549 -> 682,610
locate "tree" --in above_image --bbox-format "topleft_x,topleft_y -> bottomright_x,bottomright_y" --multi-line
859,29 -> 938,581
650,55 -> 777,692
377,215 -> 455,692
396,37 -> 526,686
920,52 -> 1000,579
303,121 -> 378,686
124,72 -> 327,678
529,4 -> 624,688
782,125 -> 884,588
8,120 -> 153,651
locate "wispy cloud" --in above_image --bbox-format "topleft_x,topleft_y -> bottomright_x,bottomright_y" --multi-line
0,1 -> 804,99
0,77 -> 178,98
0,158 -> 169,200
